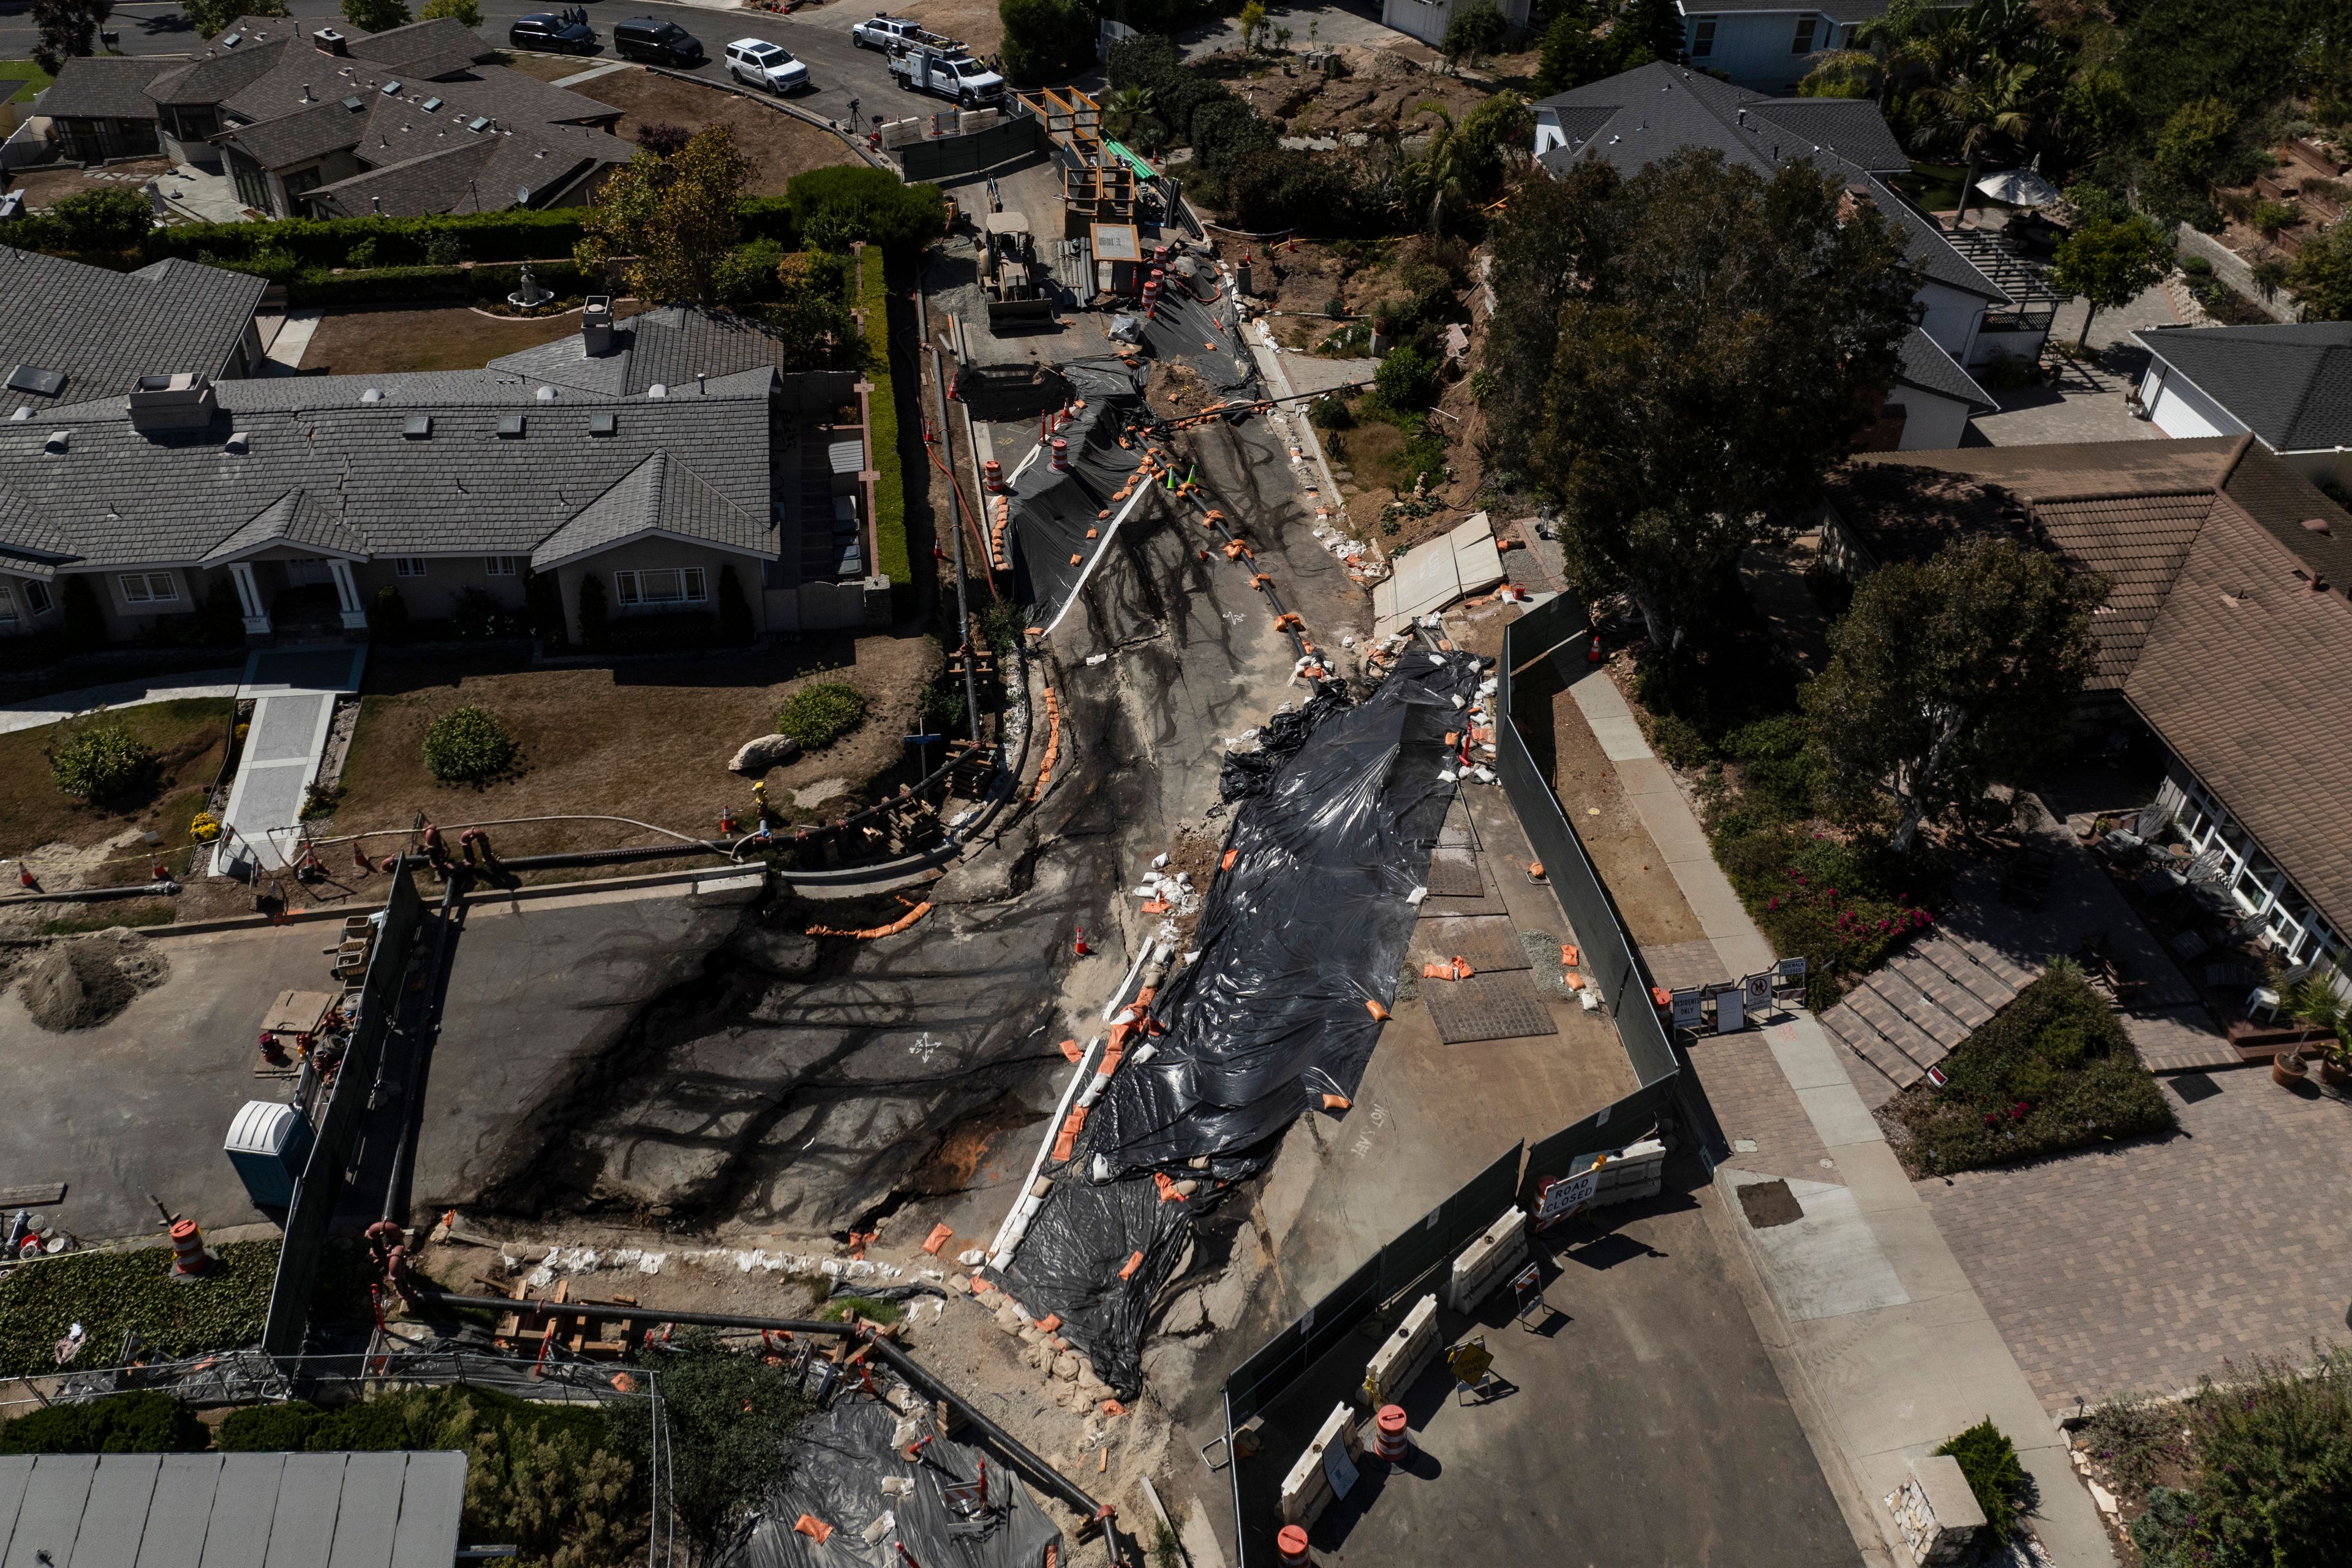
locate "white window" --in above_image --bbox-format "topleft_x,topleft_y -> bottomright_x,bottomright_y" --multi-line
119,572 -> 179,605
1792,17 -> 1817,53
23,581 -> 51,616
394,558 -> 428,578
484,556 -> 519,576
612,567 -> 707,606
1691,18 -> 1715,58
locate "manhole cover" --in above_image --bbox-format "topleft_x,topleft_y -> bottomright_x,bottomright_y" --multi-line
1738,1180 -> 1803,1229
1425,849 -> 1485,898
2168,1071 -> 2222,1105
1423,970 -> 1559,1044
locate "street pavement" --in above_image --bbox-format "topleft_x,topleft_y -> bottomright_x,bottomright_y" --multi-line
0,2 -> 930,137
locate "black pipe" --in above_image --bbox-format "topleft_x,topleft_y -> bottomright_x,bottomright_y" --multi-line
419,1292 -> 1114,1528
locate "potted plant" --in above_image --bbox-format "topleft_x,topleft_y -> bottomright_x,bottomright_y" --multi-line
2318,1031 -> 2352,1089
2273,1047 -> 2310,1088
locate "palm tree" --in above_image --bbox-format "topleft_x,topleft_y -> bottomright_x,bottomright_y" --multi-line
1102,85 -> 1157,148
1408,105 -> 1476,235
1924,61 -> 2039,222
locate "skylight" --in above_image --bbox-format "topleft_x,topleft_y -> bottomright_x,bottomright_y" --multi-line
4,364 -> 66,398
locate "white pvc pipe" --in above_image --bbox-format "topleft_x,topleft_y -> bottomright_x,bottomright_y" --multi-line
987,1032 -> 1101,1264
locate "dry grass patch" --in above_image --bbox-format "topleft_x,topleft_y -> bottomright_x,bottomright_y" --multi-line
573,69 -> 856,196
0,699 -> 231,865
300,301 -> 648,375
326,639 -> 942,858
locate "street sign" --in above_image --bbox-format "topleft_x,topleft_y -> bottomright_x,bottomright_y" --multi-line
1743,971 -> 1771,1013
1670,987 -> 1706,1032
1535,1166 -> 1600,1227
1510,1262 -> 1547,1327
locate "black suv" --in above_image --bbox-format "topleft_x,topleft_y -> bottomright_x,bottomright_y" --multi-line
508,12 -> 598,54
613,18 -> 704,66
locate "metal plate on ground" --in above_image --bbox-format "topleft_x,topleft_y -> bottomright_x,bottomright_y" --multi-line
1423,970 -> 1559,1044
1410,915 -> 1531,973
1425,849 -> 1485,898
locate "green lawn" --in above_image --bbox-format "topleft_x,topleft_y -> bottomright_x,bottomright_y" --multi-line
0,61 -> 54,104
0,698 -> 232,876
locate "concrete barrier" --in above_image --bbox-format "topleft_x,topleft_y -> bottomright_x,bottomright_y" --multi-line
1360,1293 -> 1439,1410
1588,1139 -> 1667,1208
1277,1402 -> 1362,1528
1445,1207 -> 1528,1314
690,870 -> 767,905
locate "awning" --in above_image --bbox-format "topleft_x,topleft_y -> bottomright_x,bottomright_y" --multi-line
1976,168 -> 2062,208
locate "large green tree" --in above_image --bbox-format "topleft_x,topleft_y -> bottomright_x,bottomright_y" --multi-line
2049,211 -> 2174,347
418,0 -> 481,28
1442,0 -> 1509,71
340,0 -> 412,32
999,0 -> 1094,86
574,127 -> 748,306
2285,222 -> 2352,320
1923,60 -> 2041,220
1805,537 -> 2102,851
30,0 -> 110,74
1482,149 -> 1917,650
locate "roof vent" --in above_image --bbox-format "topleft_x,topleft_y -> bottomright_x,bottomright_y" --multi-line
2304,516 -> 2334,535
315,26 -> 347,54
43,430 -> 69,454
225,430 -> 249,453
498,412 -> 526,438
535,385 -> 557,401
589,412 -> 617,436
421,96 -> 443,111
648,383 -> 668,399
360,388 -> 384,403
127,372 -> 218,434
404,414 -> 433,439
5,364 -> 66,398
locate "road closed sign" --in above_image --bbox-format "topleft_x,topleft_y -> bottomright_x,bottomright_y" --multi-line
1536,1165 -> 1600,1227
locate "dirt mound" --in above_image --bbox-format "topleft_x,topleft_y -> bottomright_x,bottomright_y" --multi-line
14,929 -> 170,1032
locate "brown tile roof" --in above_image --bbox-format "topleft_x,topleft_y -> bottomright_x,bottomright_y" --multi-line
1832,436 -> 2352,937
2125,499 -> 2352,933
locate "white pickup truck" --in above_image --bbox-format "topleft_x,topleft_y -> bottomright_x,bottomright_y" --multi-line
852,13 -> 950,51
889,43 -> 1005,107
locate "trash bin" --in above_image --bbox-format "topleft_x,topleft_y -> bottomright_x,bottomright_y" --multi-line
224,1100 -> 314,1208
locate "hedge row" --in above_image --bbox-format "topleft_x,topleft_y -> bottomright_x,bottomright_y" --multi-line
858,246 -> 912,593
286,258 -> 592,307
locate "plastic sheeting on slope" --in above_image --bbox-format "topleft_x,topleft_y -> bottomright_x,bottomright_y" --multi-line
723,1396 -> 1063,1568
990,650 -> 1487,1393
1002,359 -> 1152,628
1142,286 -> 1257,394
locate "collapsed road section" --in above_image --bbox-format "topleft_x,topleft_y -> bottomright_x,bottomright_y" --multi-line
979,649 -> 1487,1393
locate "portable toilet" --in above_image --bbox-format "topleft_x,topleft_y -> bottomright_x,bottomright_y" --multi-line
224,1100 -> 314,1208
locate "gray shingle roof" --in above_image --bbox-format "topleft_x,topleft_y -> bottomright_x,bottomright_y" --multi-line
345,17 -> 496,70
492,307 -> 825,398
2132,323 -> 2352,454
219,93 -> 373,168
1896,325 -> 1995,411
0,251 -> 265,418
145,28 -> 296,108
532,448 -> 772,568
1534,61 -> 2005,302
0,368 -> 773,570
37,56 -> 181,121
300,121 -> 630,217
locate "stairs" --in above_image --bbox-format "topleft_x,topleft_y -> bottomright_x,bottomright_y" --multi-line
1819,933 -> 2040,1090
1943,225 -> 2064,334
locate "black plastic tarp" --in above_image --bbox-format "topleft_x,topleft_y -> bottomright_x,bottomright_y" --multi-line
1003,360 -> 1155,627
1140,285 -> 1256,394
723,1395 -> 1063,1568
992,651 -> 1485,1392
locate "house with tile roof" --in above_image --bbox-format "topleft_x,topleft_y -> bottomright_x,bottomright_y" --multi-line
0,304 -> 884,649
2130,323 -> 2352,494
1,247 -> 268,421
1819,435 -> 2352,986
1529,61 -> 2022,449
36,17 -> 629,219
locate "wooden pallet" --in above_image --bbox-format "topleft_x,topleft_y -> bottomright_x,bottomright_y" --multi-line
484,1278 -> 641,1360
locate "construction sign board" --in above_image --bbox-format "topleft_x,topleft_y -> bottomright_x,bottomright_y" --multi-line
1669,987 -> 1706,1033
1323,1436 -> 1359,1500
1743,971 -> 1771,1013
1716,984 -> 1746,1033
1534,1167 -> 1600,1227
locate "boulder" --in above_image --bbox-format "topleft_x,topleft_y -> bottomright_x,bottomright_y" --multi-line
729,734 -> 802,775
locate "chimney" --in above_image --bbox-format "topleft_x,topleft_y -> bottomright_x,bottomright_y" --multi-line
1838,181 -> 1874,224
582,295 -> 614,356
127,373 -> 219,434
315,26 -> 348,55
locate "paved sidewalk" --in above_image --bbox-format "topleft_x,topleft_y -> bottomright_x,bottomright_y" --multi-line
0,669 -> 245,736
1565,667 -> 2117,1568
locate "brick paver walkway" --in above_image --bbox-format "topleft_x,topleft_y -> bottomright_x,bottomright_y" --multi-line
1921,1069 -> 2352,1413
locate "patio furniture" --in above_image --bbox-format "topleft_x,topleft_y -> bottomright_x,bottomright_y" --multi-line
2247,986 -> 2282,1023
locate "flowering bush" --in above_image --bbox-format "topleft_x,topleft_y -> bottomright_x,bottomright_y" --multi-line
1711,818 -> 1939,1008
1891,965 -> 2173,1175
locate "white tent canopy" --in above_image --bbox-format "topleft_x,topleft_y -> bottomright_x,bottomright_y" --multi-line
1977,168 -> 2063,208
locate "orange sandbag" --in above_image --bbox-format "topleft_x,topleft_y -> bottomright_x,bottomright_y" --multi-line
922,1223 -> 953,1255
1118,1250 -> 1145,1280
1060,1038 -> 1084,1062
794,1517 -> 833,1544
1221,847 -> 1239,871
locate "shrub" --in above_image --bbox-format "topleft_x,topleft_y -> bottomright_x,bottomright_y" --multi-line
368,584 -> 410,641
1308,394 -> 1354,430
638,121 -> 692,158
217,1401 -> 328,1452
777,682 -> 868,749
600,609 -> 718,654
2178,252 -> 2214,276
0,1391 -> 206,1455
1935,1419 -> 2028,1539
787,166 -> 945,251
49,722 -> 159,804
450,587 -> 522,641
2131,1351 -> 2352,1567
715,237 -> 786,304
1890,966 -> 2174,1174
1000,0 -> 1096,86
979,599 -> 1026,654
423,229 -> 465,266
48,187 -> 154,252
1374,345 -> 1438,410
577,574 -> 610,650
421,705 -> 519,785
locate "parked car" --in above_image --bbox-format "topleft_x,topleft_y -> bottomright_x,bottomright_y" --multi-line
852,13 -> 932,50
613,18 -> 704,67
725,38 -> 812,93
890,44 -> 1003,107
508,12 -> 598,55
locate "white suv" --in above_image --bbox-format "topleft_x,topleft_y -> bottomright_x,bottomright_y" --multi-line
725,39 -> 810,92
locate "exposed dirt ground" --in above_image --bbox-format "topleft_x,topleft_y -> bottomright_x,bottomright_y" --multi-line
298,301 -> 649,375
0,156 -> 171,208
884,0 -> 1006,57
322,637 -> 943,859
573,67 -> 858,194
496,50 -> 593,83
1212,43 -> 1540,138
